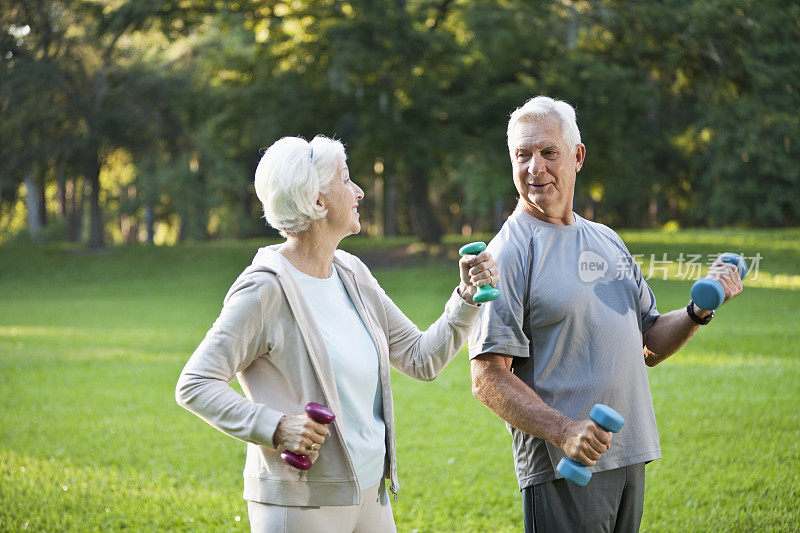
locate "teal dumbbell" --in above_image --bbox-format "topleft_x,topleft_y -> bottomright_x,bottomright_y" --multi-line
458,242 -> 500,304
556,404 -> 625,486
690,253 -> 748,310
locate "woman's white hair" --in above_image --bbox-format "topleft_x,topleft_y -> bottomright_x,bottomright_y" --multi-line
507,96 -> 582,152
254,135 -> 346,237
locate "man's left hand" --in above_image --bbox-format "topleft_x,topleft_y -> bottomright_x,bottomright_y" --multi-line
705,258 -> 744,308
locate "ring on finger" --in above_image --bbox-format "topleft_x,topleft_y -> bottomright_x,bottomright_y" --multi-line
307,443 -> 318,452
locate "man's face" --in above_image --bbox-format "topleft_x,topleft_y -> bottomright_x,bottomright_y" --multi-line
509,117 -> 585,224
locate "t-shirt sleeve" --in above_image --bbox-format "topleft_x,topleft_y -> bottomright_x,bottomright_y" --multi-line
632,258 -> 660,333
609,230 -> 660,334
468,233 -> 531,360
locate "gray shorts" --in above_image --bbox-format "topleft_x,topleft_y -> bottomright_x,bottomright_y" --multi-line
522,463 -> 645,533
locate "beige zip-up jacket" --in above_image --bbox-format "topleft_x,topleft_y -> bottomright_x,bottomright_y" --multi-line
175,245 -> 480,507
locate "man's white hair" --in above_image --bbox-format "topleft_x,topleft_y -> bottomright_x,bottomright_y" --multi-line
254,135 -> 346,237
507,96 -> 582,152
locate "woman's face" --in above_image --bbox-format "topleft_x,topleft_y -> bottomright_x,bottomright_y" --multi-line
321,159 -> 364,239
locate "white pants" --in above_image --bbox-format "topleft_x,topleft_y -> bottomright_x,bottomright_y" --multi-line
247,482 -> 396,533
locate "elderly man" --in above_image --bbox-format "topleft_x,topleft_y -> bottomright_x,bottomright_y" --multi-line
468,96 -> 743,532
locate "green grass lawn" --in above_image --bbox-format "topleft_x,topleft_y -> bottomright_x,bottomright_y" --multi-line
1,230 -> 799,531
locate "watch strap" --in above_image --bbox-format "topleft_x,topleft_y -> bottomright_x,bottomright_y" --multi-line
687,300 -> 714,325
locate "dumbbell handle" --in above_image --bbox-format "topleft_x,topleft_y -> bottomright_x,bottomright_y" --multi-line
281,402 -> 336,471
458,241 -> 500,304
556,404 -> 625,486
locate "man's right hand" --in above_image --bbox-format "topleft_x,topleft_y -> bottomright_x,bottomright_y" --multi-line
558,419 -> 612,466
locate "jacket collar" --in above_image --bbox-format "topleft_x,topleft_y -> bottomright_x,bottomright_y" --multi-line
247,245 -> 361,419
249,245 -> 342,414
251,244 -> 357,277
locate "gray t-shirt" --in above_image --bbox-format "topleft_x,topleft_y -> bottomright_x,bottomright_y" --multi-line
469,210 -> 662,488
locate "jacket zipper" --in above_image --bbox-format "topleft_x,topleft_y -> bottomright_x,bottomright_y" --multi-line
352,275 -> 399,501
276,269 -> 363,503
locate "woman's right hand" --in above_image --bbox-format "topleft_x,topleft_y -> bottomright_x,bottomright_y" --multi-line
458,250 -> 498,305
274,414 -> 330,456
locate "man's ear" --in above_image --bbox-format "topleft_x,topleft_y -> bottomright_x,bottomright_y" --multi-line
316,194 -> 325,208
575,144 -> 586,172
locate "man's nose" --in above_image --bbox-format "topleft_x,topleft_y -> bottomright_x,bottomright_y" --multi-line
528,153 -> 546,176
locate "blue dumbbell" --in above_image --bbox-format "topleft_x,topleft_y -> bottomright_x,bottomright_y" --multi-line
458,242 -> 500,304
690,253 -> 748,311
556,404 -> 625,486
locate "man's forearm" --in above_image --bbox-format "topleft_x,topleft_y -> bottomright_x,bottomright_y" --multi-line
642,305 -> 709,366
471,360 -> 569,447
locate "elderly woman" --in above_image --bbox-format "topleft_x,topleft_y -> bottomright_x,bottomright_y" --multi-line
175,135 -> 497,532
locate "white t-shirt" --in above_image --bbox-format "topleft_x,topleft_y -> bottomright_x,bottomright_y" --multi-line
280,254 -> 386,489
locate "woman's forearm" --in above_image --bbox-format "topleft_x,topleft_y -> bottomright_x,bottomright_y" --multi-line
385,288 -> 480,381
176,369 -> 283,446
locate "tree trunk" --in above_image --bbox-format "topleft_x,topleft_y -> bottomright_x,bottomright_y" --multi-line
372,175 -> 384,237
384,177 -> 398,237
37,168 -> 48,228
182,171 -> 209,241
584,195 -> 595,222
144,203 -> 155,244
68,178 -> 84,243
648,197 -> 658,227
120,185 -> 139,243
56,164 -> 67,217
87,63 -> 109,249
24,169 -> 42,242
86,149 -> 104,249
407,166 -> 443,243
566,5 -> 579,50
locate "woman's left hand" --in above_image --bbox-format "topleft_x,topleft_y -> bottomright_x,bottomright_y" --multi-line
458,250 -> 498,305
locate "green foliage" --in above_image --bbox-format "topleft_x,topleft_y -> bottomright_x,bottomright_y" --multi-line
1,231 -> 799,530
1,0 -> 798,246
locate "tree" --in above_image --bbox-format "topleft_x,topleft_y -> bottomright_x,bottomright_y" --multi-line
2,0 -> 797,247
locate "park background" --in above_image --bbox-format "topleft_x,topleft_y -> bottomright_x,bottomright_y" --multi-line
1,0 -> 799,531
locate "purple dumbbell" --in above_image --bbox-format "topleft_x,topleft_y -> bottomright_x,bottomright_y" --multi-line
281,402 -> 336,471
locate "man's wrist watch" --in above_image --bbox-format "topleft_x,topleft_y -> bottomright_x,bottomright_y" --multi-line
687,300 -> 714,325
